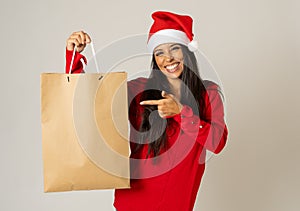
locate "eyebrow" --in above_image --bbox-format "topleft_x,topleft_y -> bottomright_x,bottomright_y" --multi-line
154,44 -> 180,53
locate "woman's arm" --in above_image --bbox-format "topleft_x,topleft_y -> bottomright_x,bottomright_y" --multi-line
173,87 -> 228,154
65,31 -> 91,74
65,49 -> 87,73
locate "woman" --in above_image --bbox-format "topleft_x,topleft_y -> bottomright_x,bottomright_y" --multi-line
65,11 -> 228,211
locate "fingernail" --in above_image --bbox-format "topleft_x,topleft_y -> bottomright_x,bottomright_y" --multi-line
140,101 -> 144,105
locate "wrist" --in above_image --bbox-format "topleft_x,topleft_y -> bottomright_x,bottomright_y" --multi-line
178,103 -> 183,114
66,44 -> 74,51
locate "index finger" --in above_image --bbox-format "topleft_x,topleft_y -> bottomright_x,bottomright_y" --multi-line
85,33 -> 91,43
140,100 -> 161,105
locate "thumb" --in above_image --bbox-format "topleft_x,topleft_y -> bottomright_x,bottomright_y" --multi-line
162,90 -> 176,100
163,91 -> 181,105
161,90 -> 170,99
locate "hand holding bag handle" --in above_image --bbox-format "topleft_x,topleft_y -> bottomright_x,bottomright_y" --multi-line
68,42 -> 101,79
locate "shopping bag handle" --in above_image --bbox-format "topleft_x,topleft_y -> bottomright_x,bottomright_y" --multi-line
68,42 -> 100,74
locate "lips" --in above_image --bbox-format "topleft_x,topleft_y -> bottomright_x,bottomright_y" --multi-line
165,62 -> 180,73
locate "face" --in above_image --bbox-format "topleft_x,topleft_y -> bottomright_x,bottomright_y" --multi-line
153,43 -> 184,80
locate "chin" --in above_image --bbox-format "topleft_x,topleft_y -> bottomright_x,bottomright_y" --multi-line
166,72 -> 182,80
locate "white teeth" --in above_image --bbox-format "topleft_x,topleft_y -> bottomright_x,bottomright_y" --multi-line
166,63 -> 179,71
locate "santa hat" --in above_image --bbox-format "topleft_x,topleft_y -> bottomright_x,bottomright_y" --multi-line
147,11 -> 198,53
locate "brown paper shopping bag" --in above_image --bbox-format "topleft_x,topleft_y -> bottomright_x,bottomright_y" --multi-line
40,46 -> 130,192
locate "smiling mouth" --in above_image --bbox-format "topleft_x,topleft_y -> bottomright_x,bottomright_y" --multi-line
165,62 -> 180,73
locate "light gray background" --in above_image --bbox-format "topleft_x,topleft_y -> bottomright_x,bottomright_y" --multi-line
1,0 -> 299,210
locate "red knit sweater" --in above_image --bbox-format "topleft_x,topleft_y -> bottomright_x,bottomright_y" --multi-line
65,49 -> 228,211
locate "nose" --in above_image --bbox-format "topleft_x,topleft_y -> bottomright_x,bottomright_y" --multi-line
165,52 -> 174,61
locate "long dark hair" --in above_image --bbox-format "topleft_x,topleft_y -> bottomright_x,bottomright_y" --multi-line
135,44 -> 207,157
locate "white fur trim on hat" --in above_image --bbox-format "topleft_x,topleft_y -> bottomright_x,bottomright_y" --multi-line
188,40 -> 198,52
147,29 -> 191,53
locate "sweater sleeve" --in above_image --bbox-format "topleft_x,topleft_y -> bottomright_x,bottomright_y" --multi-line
65,48 -> 87,74
173,87 -> 228,154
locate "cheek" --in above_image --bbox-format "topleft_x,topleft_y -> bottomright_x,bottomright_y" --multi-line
155,57 -> 164,68
175,52 -> 184,61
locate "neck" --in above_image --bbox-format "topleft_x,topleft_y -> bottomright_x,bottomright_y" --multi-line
167,78 -> 181,99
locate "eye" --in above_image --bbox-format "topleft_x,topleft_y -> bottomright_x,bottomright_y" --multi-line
170,45 -> 181,51
154,51 -> 164,57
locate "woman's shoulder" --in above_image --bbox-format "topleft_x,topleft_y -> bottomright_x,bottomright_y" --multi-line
202,80 -> 225,102
202,80 -> 221,91
128,77 -> 148,92
127,77 -> 148,99
128,77 -> 148,87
